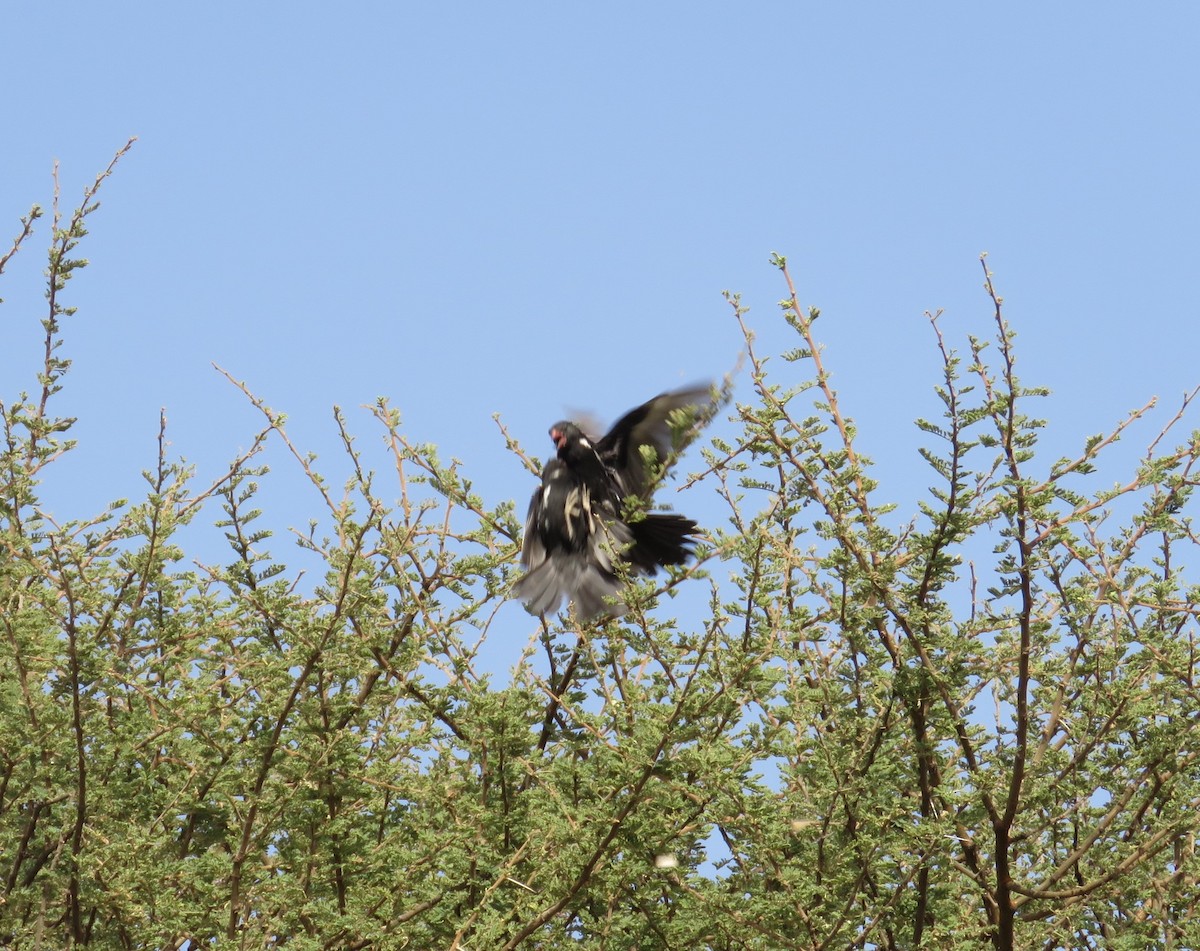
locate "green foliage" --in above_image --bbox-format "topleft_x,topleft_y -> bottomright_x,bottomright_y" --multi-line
2,151 -> 1200,949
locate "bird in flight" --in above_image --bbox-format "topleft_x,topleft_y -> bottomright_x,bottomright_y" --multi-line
514,385 -> 715,619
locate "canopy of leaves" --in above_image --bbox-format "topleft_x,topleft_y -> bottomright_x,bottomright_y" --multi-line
3,148 -> 1199,950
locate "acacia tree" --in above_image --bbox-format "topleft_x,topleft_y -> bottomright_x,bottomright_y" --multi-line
2,148 -> 1199,950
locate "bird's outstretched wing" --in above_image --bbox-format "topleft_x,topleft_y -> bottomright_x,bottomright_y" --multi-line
594,384 -> 716,500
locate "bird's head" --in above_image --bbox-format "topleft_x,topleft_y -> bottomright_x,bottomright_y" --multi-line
549,421 -> 588,457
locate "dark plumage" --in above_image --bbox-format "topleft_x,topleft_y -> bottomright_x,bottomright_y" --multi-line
513,385 -> 713,618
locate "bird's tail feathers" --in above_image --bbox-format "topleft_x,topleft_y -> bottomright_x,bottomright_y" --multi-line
627,513 -> 698,573
513,555 -> 624,619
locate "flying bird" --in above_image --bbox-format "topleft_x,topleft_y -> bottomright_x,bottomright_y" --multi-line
514,385 -> 714,618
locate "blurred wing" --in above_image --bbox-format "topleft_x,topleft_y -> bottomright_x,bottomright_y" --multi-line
514,480 -> 568,615
595,384 -> 716,499
518,485 -> 548,573
563,408 -> 606,443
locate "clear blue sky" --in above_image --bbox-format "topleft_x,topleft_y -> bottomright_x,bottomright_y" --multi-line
4,5 -> 1197,631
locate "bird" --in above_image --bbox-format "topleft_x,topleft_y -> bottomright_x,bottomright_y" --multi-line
513,385 -> 714,619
